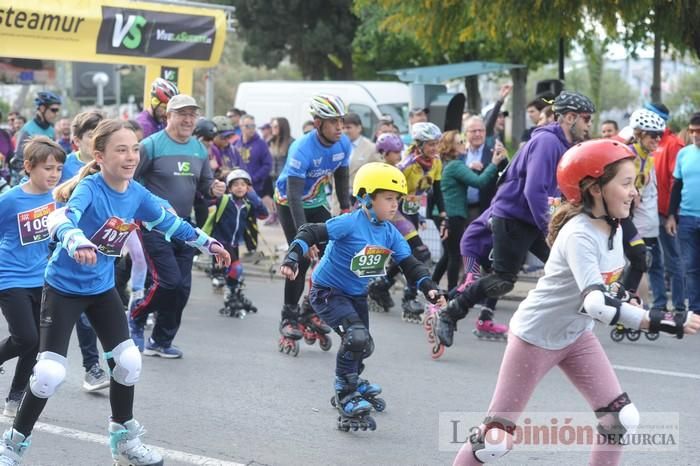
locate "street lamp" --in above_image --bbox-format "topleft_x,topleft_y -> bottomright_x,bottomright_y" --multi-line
92,72 -> 110,108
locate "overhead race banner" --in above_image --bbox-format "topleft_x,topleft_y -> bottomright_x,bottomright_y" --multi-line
0,0 -> 226,67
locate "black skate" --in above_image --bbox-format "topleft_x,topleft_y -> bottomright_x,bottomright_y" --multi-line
401,291 -> 424,324
211,274 -> 226,294
299,297 -> 333,351
367,277 -> 394,313
278,305 -> 303,357
220,280 -> 257,318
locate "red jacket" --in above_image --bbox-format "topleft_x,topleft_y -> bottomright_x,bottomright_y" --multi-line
655,128 -> 685,216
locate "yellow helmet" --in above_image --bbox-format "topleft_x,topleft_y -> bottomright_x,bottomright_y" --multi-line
353,162 -> 407,198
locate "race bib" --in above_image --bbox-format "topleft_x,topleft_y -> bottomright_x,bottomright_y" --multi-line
89,217 -> 137,257
17,202 -> 56,246
350,245 -> 392,278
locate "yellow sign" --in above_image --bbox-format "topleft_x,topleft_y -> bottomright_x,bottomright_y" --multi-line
0,0 -> 226,68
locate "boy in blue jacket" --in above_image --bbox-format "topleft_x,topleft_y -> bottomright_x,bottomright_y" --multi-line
204,169 -> 268,317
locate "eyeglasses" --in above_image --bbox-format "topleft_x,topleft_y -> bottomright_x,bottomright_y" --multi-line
49,107 -> 60,113
175,111 -> 199,119
466,129 -> 485,134
243,124 -> 256,129
689,127 -> 700,135
646,131 -> 663,139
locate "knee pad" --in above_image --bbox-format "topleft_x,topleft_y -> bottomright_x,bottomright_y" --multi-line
340,315 -> 372,360
626,243 -> 648,274
412,244 -> 431,264
30,352 -> 67,399
479,273 -> 515,299
105,339 -> 142,386
472,416 -> 515,463
595,392 -> 639,443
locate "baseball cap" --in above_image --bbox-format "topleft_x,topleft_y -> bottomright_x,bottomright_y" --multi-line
259,123 -> 271,130
166,94 -> 200,112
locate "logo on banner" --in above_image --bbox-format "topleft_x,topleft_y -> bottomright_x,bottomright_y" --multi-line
112,14 -> 147,49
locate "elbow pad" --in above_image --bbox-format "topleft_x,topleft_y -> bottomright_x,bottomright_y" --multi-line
296,223 -> 329,247
579,285 -> 643,329
647,309 -> 688,339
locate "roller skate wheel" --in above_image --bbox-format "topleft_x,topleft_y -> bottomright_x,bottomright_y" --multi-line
219,307 -> 228,316
626,329 -> 641,341
319,335 -> 332,351
303,336 -> 316,346
645,332 -> 660,341
337,417 -> 350,432
350,420 -> 359,431
367,416 -> 377,431
291,340 -> 300,357
431,342 -> 445,360
372,397 -> 386,412
610,328 -> 625,342
330,396 -> 337,408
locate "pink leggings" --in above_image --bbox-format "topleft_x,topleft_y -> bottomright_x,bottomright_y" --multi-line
454,331 -> 625,466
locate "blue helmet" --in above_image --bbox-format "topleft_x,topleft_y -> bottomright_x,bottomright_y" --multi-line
35,91 -> 62,108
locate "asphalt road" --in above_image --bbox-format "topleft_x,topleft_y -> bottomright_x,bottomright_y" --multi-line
0,271 -> 698,466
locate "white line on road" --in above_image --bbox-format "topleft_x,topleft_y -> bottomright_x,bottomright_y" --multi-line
0,418 -> 245,466
613,364 -> 700,380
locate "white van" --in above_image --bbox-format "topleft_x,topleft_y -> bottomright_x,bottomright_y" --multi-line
234,81 -> 410,139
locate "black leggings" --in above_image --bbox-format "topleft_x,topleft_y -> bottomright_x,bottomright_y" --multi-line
0,288 -> 41,397
432,216 -> 468,289
14,285 -> 133,437
277,203 -> 331,309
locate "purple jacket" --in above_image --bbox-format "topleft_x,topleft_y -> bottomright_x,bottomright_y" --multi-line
233,133 -> 272,194
211,143 -> 242,171
490,123 -> 571,234
135,110 -> 164,138
460,206 -> 493,261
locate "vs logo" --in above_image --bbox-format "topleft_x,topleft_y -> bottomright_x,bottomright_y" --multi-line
112,14 -> 147,49
177,162 -> 191,173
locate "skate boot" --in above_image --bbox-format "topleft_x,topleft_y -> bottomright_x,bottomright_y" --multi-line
299,298 -> 333,351
278,304 -> 303,357
210,273 -> 226,294
233,279 -> 257,314
0,428 -> 31,466
472,307 -> 508,341
109,419 -> 163,466
401,287 -> 424,324
367,276 -> 395,312
220,287 -> 246,318
333,373 -> 376,432
357,377 -> 386,412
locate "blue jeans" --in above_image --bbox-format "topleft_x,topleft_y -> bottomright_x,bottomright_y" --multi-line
75,313 -> 99,370
645,238 -> 668,309
309,285 -> 369,377
678,215 -> 700,312
658,215 -> 686,310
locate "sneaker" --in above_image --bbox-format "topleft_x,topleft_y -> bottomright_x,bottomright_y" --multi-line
129,315 -> 145,352
109,419 -> 163,466
143,339 -> 183,359
83,363 -> 110,392
0,428 -> 31,465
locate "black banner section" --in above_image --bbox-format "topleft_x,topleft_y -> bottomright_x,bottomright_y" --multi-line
96,6 -> 215,60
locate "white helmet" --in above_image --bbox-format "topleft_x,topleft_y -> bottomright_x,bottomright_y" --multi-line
309,94 -> 346,119
226,168 -> 252,187
411,122 -> 442,142
629,109 -> 666,132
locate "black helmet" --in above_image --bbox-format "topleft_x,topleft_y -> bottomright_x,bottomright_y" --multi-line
552,91 -> 595,115
194,118 -> 217,140
34,91 -> 62,108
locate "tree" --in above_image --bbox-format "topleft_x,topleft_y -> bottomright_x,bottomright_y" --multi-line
229,0 -> 358,79
352,4 -> 437,80
353,0 -> 559,143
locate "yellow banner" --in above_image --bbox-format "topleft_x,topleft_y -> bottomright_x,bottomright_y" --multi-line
0,0 -> 226,68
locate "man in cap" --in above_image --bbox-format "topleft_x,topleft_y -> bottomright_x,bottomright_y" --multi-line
130,94 -> 226,358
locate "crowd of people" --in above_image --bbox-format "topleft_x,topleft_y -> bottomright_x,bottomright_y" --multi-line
0,76 -> 699,465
